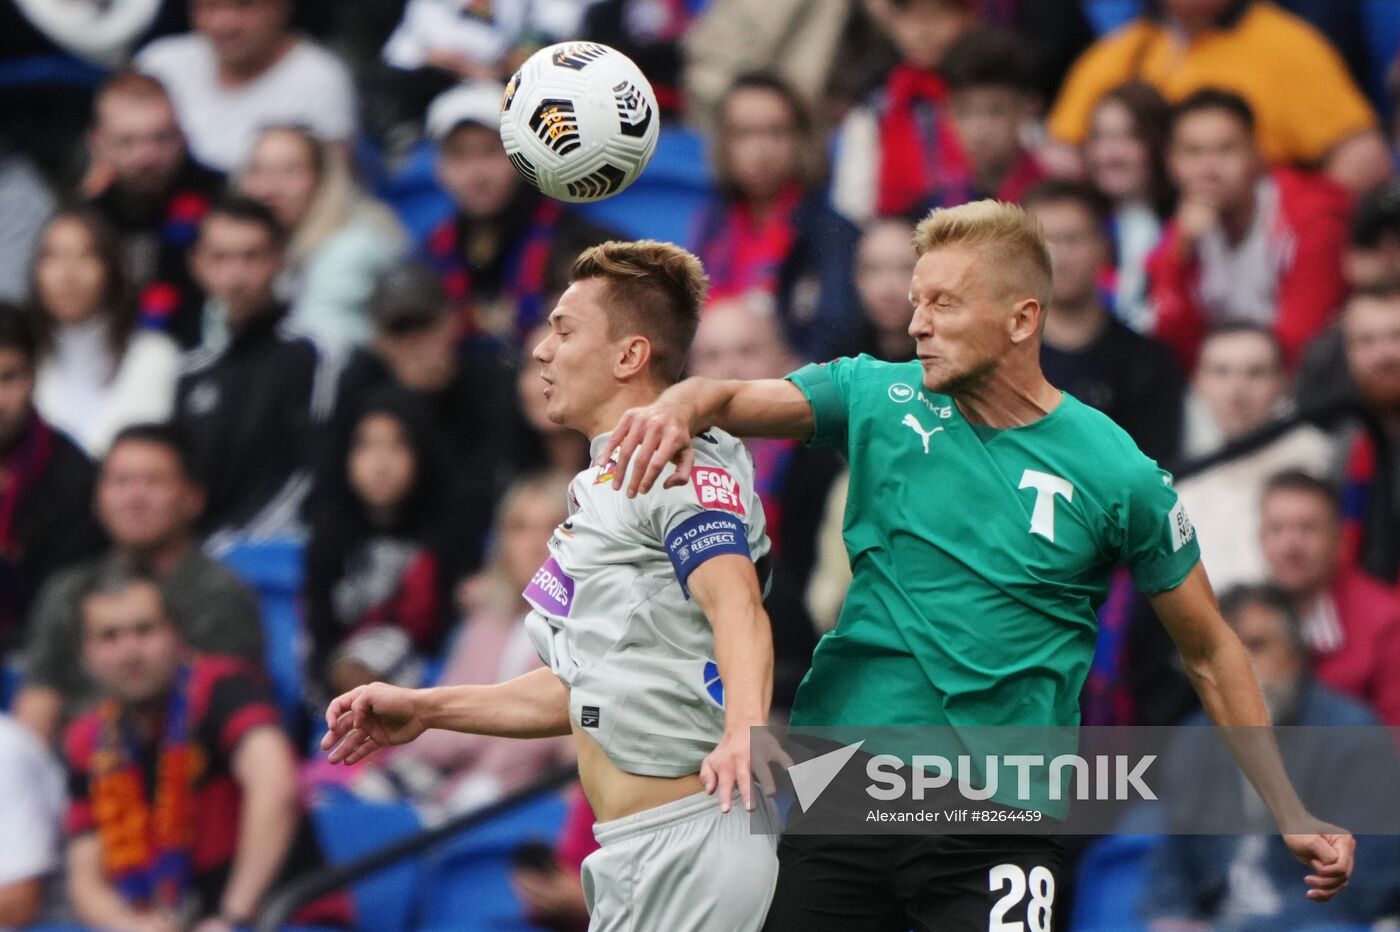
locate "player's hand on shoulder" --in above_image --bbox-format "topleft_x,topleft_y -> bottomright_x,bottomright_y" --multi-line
321,681 -> 427,765
602,400 -> 696,498
1283,823 -> 1354,902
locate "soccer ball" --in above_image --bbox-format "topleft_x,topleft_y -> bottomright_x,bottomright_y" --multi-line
499,42 -> 660,203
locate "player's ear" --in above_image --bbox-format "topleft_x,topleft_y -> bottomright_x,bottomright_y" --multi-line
1009,297 -> 1041,344
614,334 -> 653,381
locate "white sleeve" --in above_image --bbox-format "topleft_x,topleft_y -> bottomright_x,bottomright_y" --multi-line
0,723 -> 65,887
300,46 -> 359,142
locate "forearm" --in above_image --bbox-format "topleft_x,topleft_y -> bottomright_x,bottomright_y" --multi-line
1181,636 -> 1308,827
69,846 -> 147,929
662,378 -> 813,441
419,667 -> 571,739
713,604 -> 774,732
220,780 -> 300,922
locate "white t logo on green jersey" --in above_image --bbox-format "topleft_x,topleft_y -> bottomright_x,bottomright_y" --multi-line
1019,470 -> 1075,542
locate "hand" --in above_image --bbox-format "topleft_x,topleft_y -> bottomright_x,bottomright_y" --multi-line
191,918 -> 237,932
322,682 -> 429,765
599,401 -> 697,497
701,725 -> 793,814
1174,197 -> 1219,252
1284,828 -> 1355,902
510,863 -> 588,925
127,912 -> 181,932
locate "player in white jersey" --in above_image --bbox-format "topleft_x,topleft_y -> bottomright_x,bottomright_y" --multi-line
322,241 -> 785,931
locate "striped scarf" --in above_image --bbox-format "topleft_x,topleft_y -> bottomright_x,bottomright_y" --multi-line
90,664 -> 198,911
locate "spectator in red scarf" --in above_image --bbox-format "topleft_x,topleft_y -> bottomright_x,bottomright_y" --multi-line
927,26 -> 1046,209
64,568 -> 349,930
1148,88 -> 1351,371
0,304 -> 104,660
1260,471 -> 1400,726
84,71 -> 224,350
422,82 -> 617,345
696,73 -> 861,361
831,0 -> 977,225
1335,284 -> 1400,590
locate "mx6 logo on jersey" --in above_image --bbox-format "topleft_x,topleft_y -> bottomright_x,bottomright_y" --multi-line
691,467 -> 746,515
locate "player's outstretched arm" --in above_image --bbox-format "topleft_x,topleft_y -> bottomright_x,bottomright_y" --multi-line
1150,563 -> 1355,902
323,667 -> 571,765
688,554 -> 793,814
603,377 -> 814,497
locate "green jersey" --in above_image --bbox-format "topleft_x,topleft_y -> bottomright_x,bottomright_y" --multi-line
786,355 -> 1200,731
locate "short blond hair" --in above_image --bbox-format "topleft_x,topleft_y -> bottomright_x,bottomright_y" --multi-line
571,240 -> 709,383
913,200 -> 1053,308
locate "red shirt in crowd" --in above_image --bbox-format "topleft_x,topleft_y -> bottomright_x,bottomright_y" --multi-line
64,654 -> 351,925
1148,167 -> 1350,371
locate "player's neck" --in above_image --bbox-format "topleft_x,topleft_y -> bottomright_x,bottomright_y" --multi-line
581,381 -> 665,441
952,362 -> 1063,429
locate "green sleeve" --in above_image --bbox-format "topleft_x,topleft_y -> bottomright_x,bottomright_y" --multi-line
785,359 -> 854,453
1122,465 -> 1201,594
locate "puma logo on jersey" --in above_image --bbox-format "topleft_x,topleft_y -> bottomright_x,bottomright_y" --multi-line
901,413 -> 943,453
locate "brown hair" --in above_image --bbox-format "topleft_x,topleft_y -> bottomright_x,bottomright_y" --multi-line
27,208 -> 139,375
1090,81 -> 1175,218
94,70 -> 172,112
913,200 -> 1053,307
570,240 -> 709,383
713,72 -> 823,199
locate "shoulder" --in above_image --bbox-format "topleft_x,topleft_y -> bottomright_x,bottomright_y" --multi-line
136,32 -> 208,73
61,710 -> 103,769
283,37 -> 354,83
1272,167 -> 1351,222
1333,567 -> 1400,620
1059,393 -> 1165,477
123,330 -> 182,370
1245,2 -> 1343,52
34,555 -> 103,609
1303,682 -> 1382,727
180,551 -> 256,597
800,354 -> 923,392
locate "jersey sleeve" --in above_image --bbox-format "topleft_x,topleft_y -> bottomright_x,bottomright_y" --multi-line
634,442 -> 762,597
786,357 -> 858,452
1120,464 -> 1201,594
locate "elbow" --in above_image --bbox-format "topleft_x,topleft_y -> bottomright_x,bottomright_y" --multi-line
0,880 -> 43,927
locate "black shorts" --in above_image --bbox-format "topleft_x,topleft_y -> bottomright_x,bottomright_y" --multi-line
762,831 -> 1063,932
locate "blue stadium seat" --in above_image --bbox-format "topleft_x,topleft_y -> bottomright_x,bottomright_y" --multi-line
218,538 -> 308,733
310,786 -> 426,932
417,790 -> 570,931
381,124 -> 716,250
1363,0 -> 1400,112
576,125 -> 716,247
1069,832 -> 1159,931
1082,0 -> 1144,35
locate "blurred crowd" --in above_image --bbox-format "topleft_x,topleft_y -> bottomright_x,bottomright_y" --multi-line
1,0 -> 1399,929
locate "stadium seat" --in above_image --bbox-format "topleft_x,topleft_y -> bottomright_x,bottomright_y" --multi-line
1362,0 -> 1400,113
380,124 -> 717,250
1082,0 -> 1144,35
218,538 -> 309,734
576,124 -> 716,247
1068,831 -> 1160,931
309,786 -> 426,932
417,790 -> 571,931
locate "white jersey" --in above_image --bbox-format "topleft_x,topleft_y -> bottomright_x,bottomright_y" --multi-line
524,430 -> 771,777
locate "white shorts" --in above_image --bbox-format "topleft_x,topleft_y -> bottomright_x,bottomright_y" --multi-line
582,788 -> 780,932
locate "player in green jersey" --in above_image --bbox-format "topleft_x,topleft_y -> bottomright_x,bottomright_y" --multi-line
601,200 -> 1354,930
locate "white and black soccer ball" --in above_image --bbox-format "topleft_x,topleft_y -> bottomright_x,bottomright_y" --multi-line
498,42 -> 660,203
